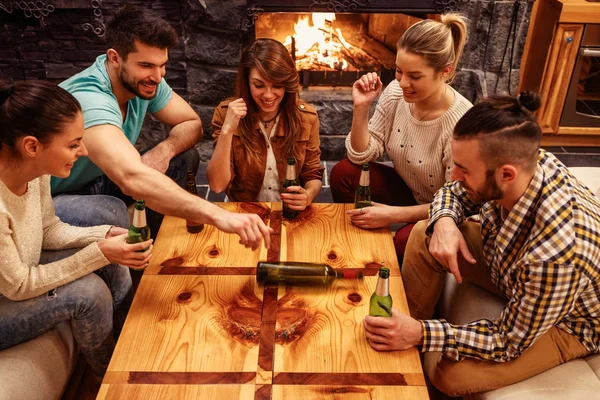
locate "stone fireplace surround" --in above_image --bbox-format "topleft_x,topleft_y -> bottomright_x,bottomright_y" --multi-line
0,0 -> 534,160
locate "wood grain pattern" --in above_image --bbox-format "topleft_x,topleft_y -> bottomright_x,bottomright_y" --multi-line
97,384 -> 256,400
146,203 -> 272,274
108,275 -> 262,373
273,276 -> 421,376
271,385 -> 429,400
273,372 -> 423,386
281,203 -> 401,275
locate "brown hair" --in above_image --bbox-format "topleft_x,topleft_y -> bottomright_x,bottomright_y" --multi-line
0,80 -> 81,156
106,5 -> 178,60
235,38 -> 301,160
397,12 -> 468,82
453,91 -> 542,171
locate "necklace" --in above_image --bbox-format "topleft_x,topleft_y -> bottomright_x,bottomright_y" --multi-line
410,84 -> 448,121
260,113 -> 278,125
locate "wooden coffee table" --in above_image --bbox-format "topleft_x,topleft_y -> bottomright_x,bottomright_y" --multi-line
97,203 -> 427,399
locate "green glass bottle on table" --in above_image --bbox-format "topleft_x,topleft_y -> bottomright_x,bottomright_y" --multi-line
369,267 -> 392,317
354,163 -> 372,209
185,169 -> 204,234
281,157 -> 300,219
256,261 -> 363,285
126,199 -> 151,252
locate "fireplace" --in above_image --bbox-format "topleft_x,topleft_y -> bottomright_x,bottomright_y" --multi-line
249,0 -> 451,87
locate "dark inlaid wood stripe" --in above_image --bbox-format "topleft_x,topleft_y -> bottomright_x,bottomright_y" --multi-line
254,384 -> 272,400
158,266 -> 257,275
273,372 -> 410,386
267,210 -> 282,262
125,371 -> 256,385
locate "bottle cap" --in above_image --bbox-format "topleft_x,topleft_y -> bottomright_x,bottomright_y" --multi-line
361,163 -> 369,171
378,267 -> 390,278
134,199 -> 145,210
287,157 -> 296,165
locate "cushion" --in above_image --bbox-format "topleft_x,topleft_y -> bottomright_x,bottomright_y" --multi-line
0,321 -> 77,400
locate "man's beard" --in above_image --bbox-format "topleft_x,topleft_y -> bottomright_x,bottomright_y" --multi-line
461,169 -> 504,203
119,69 -> 157,100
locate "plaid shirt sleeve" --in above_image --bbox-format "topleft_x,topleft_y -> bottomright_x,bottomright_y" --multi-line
421,260 -> 584,362
427,181 -> 482,234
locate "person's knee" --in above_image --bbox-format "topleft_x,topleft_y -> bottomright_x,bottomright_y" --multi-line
167,147 -> 200,187
425,352 -> 471,396
405,220 -> 428,252
329,159 -> 355,185
72,274 -> 113,320
53,194 -> 128,228
98,196 -> 129,228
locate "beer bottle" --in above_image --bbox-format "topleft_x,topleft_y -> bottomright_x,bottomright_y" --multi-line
185,170 -> 204,234
369,267 -> 392,317
354,163 -> 372,209
126,199 -> 151,252
281,157 -> 300,219
256,261 -> 363,285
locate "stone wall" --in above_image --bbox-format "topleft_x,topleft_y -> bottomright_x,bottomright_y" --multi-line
0,0 -> 534,161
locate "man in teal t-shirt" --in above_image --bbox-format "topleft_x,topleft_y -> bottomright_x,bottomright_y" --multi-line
51,5 -> 271,251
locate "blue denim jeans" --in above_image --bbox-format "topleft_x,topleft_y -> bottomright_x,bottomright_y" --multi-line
0,249 -> 132,376
52,147 -> 200,237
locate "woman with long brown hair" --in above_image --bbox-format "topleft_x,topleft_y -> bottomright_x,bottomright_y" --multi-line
207,38 -> 324,209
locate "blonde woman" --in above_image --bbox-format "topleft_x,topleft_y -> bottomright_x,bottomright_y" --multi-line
330,13 -> 472,261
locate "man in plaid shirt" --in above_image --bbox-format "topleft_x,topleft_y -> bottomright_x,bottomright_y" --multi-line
363,92 -> 600,396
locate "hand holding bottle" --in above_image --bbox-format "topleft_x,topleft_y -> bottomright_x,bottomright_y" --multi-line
346,202 -> 396,229
97,234 -> 153,270
352,72 -> 383,107
221,98 -> 247,135
363,307 -> 424,351
280,185 -> 310,211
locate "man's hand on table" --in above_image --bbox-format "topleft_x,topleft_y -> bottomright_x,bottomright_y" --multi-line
429,217 -> 476,284
213,209 -> 273,251
363,307 -> 423,351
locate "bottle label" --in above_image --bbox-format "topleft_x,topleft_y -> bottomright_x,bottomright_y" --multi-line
132,210 -> 147,228
359,170 -> 370,186
374,277 -> 389,296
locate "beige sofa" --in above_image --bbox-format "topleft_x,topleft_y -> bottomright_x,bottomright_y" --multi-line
427,167 -> 600,400
0,321 -> 77,400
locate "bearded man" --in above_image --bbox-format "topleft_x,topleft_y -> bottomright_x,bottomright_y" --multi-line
51,5 -> 271,250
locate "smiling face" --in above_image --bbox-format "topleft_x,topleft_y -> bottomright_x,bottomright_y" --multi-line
37,112 -> 88,178
117,40 -> 168,100
395,49 -> 446,104
451,138 -> 504,203
249,68 -> 286,120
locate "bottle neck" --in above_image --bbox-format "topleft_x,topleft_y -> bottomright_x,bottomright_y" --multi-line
132,209 -> 147,228
359,170 -> 370,186
285,164 -> 297,180
374,276 -> 389,296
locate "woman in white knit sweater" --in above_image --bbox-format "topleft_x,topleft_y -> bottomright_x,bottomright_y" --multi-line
0,81 -> 152,377
330,13 -> 473,261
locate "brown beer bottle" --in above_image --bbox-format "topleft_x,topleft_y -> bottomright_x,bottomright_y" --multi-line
185,170 -> 204,234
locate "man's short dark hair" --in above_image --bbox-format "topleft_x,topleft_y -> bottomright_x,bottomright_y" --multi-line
453,91 -> 543,172
106,5 -> 178,59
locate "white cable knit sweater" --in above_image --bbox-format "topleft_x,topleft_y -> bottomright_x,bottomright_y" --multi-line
346,79 -> 473,204
0,175 -> 110,301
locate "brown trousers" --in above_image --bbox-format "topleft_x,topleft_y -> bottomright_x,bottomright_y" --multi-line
402,221 -> 590,397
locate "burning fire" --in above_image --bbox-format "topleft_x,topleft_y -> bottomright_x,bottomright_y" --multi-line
283,13 -> 352,71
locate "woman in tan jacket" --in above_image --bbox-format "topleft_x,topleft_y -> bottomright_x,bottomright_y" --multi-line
208,38 -> 324,210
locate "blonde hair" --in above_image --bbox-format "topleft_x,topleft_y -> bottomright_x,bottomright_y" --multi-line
397,13 -> 468,82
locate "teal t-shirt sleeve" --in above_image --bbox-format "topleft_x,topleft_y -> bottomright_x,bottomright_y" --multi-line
147,79 -> 173,114
72,90 -> 123,130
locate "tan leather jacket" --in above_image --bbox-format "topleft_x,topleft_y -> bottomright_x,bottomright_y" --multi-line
211,99 -> 324,202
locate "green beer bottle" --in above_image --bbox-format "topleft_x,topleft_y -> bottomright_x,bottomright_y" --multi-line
354,163 -> 372,209
256,261 -> 363,285
281,157 -> 300,219
185,170 -> 204,234
369,267 -> 392,317
126,199 -> 151,252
